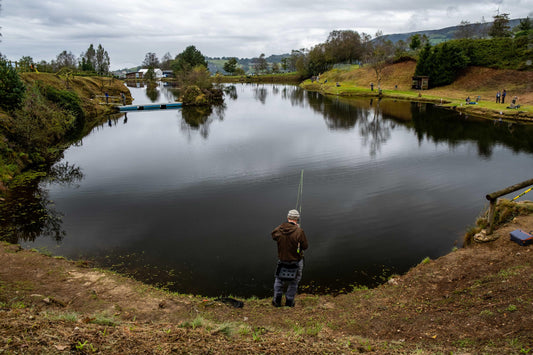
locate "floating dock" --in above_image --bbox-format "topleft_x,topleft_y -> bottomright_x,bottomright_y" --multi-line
118,102 -> 183,111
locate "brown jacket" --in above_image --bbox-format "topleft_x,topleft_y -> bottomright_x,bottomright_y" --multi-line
271,222 -> 308,261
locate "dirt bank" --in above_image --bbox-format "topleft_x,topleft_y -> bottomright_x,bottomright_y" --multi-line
303,62 -> 533,122
1,204 -> 532,354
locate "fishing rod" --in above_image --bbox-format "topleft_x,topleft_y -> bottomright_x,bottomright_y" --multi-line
295,169 -> 304,221
511,186 -> 532,202
295,169 -> 304,255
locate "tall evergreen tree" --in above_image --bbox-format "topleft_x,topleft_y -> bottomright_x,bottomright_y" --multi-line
0,58 -> 26,111
489,13 -> 512,38
414,42 -> 432,76
95,44 -> 110,75
80,44 -> 96,72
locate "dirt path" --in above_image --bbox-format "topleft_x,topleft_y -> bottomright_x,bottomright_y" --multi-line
1,206 -> 532,353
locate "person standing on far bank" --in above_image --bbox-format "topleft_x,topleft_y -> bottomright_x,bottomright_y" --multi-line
271,209 -> 308,307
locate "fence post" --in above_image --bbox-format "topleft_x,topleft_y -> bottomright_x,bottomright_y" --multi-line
485,178 -> 533,234
487,198 -> 497,234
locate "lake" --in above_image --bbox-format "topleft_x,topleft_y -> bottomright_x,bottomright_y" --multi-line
8,82 -> 533,298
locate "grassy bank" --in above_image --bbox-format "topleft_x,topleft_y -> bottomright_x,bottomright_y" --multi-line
300,61 -> 533,122
0,73 -> 130,195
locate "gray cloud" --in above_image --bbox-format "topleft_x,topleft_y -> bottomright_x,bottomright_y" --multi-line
0,0 -> 530,69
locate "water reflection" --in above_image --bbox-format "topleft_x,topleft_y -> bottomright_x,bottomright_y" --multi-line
409,104 -> 533,157
281,86 -> 306,107
180,105 -> 224,139
224,85 -> 238,100
145,82 -> 160,102
0,162 -> 83,244
253,85 -> 268,104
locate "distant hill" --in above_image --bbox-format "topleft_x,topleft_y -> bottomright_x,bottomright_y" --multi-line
381,19 -> 523,45
207,54 -> 291,75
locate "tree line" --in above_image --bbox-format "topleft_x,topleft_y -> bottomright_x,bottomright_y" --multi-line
2,43 -> 111,75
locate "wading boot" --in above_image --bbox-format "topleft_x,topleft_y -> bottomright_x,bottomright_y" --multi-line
285,298 -> 295,307
272,295 -> 282,307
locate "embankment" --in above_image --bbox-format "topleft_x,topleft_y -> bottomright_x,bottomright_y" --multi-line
0,73 -> 130,195
301,61 -> 533,122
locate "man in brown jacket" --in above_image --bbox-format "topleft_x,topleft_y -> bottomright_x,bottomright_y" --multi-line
271,209 -> 308,307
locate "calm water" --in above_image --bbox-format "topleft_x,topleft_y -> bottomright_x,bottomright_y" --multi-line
7,83 -> 533,297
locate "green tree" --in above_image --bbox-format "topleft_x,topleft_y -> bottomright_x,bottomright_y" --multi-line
253,53 -> 268,74
142,52 -> 160,68
80,44 -> 96,72
280,57 -> 290,71
0,59 -> 25,111
489,13 -> 511,38
325,30 -> 363,64
307,44 -> 333,75
515,17 -> 532,38
55,50 -> 77,70
144,67 -> 156,81
414,41 -> 469,88
223,57 -> 238,74
95,44 -> 110,75
234,67 -> 245,76
393,39 -> 408,58
367,31 -> 394,88
161,52 -> 173,70
409,34 -> 422,51
172,45 -> 207,73
414,42 -> 432,76
517,17 -> 532,31
18,56 -> 34,72
177,65 -> 211,90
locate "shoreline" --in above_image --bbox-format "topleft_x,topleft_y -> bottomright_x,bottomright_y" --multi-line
1,207 -> 532,353
300,81 -> 533,123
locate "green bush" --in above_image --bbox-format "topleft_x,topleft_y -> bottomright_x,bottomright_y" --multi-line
43,85 -> 85,123
0,60 -> 26,111
415,37 -> 532,88
12,84 -> 76,151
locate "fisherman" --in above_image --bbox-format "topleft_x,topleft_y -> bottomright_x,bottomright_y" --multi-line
271,209 -> 308,307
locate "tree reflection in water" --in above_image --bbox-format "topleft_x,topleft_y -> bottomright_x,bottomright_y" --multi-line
180,103 -> 227,139
0,162 -> 83,244
223,85 -> 238,101
145,82 -> 160,102
253,86 -> 268,104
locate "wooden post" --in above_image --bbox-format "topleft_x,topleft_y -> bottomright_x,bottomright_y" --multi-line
485,178 -> 533,234
487,199 -> 497,234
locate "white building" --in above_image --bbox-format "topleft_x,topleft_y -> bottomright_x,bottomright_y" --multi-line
126,68 -> 164,79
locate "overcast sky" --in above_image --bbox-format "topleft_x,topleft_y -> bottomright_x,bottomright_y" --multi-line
0,0 -> 531,70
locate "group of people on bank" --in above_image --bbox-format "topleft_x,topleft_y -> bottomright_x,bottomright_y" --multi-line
496,89 -> 520,108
